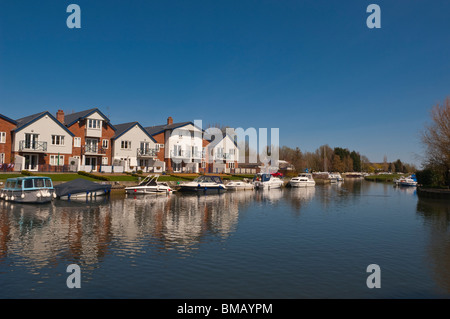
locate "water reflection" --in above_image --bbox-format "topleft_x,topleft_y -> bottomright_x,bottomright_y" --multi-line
0,191 -> 260,271
416,198 -> 450,294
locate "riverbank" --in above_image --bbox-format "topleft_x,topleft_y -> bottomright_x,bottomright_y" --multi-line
364,174 -> 405,183
417,187 -> 450,200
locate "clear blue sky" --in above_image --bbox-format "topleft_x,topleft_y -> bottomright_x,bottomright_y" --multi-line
1,0 -> 449,165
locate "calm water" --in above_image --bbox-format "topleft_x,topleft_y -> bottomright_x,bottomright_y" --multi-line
0,180 -> 449,299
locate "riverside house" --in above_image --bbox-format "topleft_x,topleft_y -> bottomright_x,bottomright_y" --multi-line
58,108 -> 116,172
0,114 -> 17,169
205,133 -> 240,174
145,117 -> 204,173
111,122 -> 164,173
11,111 -> 74,172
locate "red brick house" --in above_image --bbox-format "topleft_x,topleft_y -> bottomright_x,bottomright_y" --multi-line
58,108 -> 116,172
0,114 -> 17,170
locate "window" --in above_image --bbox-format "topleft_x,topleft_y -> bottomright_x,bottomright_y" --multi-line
0,132 -> 5,143
87,119 -> 102,129
102,157 -> 108,165
121,140 -> 131,149
158,144 -> 164,148
74,137 -> 81,147
0,153 -> 4,164
51,135 -> 64,145
229,148 -> 235,155
24,179 -> 33,188
201,161 -> 206,168
228,162 -> 235,169
102,139 -> 109,149
50,155 -> 64,166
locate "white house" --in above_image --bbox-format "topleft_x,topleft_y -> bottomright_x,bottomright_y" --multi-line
112,122 -> 163,173
205,133 -> 240,174
145,117 -> 204,173
12,111 -> 74,171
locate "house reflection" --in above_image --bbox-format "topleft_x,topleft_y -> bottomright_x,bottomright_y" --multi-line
0,191 -> 256,268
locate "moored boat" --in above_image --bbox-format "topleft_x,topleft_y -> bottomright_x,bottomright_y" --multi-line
178,175 -> 227,194
226,180 -> 254,191
54,178 -> 112,199
289,173 -> 316,187
0,176 -> 55,203
252,173 -> 283,190
125,175 -> 172,194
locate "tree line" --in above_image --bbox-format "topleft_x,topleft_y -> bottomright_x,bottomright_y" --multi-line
279,145 -> 416,173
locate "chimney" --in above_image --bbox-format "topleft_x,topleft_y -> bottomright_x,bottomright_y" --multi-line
167,116 -> 173,125
56,110 -> 65,124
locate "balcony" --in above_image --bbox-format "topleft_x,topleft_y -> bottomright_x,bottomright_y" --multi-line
214,153 -> 232,160
170,149 -> 191,159
137,148 -> 158,157
19,140 -> 47,152
82,145 -> 106,155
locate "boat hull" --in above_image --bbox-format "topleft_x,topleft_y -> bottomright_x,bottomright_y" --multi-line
125,186 -> 172,195
178,185 -> 227,194
1,189 -> 54,203
290,181 -> 315,187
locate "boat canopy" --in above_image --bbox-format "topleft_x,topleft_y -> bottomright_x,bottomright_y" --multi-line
4,177 -> 53,190
54,178 -> 111,197
193,175 -> 223,184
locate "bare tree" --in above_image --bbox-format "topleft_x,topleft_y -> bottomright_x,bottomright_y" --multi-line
421,97 -> 450,185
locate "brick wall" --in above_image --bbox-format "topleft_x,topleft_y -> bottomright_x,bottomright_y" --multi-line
0,118 -> 16,164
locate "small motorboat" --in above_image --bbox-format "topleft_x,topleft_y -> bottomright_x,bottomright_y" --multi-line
0,176 -> 55,203
125,175 -> 172,194
329,172 -> 344,183
178,175 -> 227,194
289,173 -> 316,187
54,178 -> 112,199
252,173 -> 283,190
398,174 -> 418,187
226,180 -> 254,191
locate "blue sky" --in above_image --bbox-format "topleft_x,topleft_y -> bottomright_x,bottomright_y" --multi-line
1,0 -> 449,165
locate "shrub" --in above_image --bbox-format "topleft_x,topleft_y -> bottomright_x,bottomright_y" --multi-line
78,171 -> 110,181
21,170 -> 35,176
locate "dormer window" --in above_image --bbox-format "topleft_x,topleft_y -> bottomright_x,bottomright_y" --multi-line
87,119 -> 102,129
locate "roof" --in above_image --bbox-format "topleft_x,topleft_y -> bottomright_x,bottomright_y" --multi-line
64,108 -> 116,130
112,122 -> 157,142
0,113 -> 17,125
14,111 -> 74,136
144,121 -> 198,136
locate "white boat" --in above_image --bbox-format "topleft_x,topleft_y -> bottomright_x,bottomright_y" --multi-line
289,173 -> 316,187
252,173 -> 284,190
397,174 -> 418,187
0,176 -> 55,203
125,175 -> 172,194
178,175 -> 227,194
226,180 -> 254,191
329,172 -> 344,183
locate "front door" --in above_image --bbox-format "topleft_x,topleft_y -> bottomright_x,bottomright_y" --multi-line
24,154 -> 39,171
85,156 -> 97,171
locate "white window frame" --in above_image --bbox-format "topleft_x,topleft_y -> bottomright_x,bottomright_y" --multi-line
87,119 -> 102,129
0,153 -> 5,164
50,155 -> 64,166
0,132 -> 6,143
51,135 -> 65,146
121,140 -> 131,149
102,157 -> 108,165
74,137 -> 81,147
102,139 -> 109,149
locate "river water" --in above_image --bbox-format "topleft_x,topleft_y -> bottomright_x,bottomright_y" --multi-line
0,180 -> 449,299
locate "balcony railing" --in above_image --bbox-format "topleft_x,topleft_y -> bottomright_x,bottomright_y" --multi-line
82,145 -> 107,154
19,140 -> 47,152
137,148 -> 158,157
170,150 -> 203,159
214,153 -> 232,160
170,150 -> 191,158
